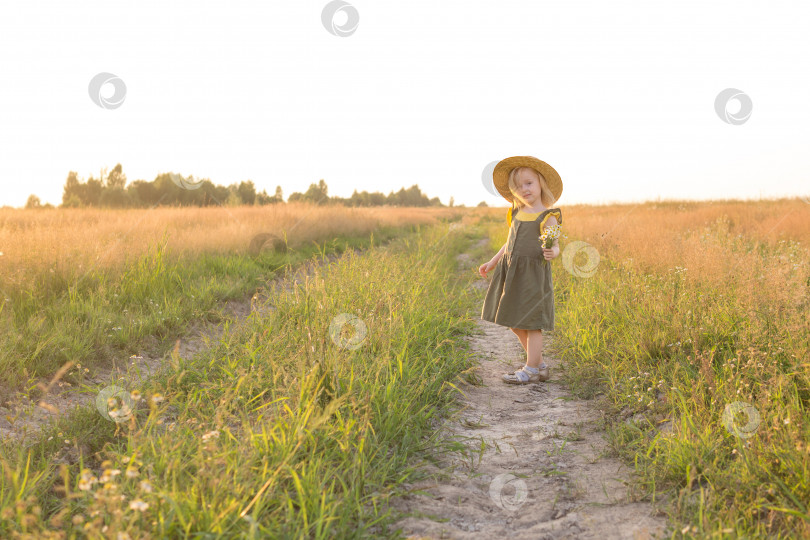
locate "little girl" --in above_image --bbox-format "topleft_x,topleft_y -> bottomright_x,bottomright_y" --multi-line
478,156 -> 563,384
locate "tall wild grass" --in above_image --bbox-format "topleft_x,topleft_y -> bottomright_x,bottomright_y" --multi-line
482,198 -> 810,538
0,204 -> 459,390
0,218 -> 481,538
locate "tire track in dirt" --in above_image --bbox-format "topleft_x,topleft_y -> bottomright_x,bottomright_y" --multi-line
387,238 -> 670,539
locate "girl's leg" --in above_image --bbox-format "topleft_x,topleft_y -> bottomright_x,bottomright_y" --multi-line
510,328 -> 528,352
501,328 -> 548,383
525,329 -> 544,369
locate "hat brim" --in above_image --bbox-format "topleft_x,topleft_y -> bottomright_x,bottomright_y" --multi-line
493,156 -> 563,205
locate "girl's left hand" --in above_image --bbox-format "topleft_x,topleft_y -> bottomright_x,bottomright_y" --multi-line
542,246 -> 559,261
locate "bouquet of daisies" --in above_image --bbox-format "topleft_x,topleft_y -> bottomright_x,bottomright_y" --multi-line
539,224 -> 563,267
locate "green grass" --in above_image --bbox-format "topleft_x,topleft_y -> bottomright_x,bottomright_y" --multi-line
9,205 -> 807,538
0,218 -> 484,538
544,231 -> 810,538
0,224 -> 422,394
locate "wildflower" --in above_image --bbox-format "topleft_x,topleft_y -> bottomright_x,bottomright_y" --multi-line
539,223 -> 562,267
129,499 -> 149,512
202,430 -> 220,442
99,469 -> 121,482
78,472 -> 98,491
151,394 -> 165,404
130,390 -> 141,402
139,480 -> 153,493
126,468 -> 140,479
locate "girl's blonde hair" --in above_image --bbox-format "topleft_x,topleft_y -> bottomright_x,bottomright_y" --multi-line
507,167 -> 556,210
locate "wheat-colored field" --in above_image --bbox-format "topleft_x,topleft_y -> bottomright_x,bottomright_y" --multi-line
0,203 -> 460,293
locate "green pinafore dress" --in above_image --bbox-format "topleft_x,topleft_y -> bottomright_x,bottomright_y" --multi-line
480,206 -> 562,331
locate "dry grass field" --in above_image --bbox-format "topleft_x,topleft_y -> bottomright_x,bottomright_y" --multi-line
0,203 -> 457,293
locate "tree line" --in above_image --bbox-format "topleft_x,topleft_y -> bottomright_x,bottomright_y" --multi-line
23,164 -> 480,209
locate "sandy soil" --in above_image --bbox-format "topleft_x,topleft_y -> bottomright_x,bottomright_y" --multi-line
386,240 -> 671,539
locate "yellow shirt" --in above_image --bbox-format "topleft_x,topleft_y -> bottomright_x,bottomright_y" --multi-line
506,206 -> 562,230
515,209 -> 546,222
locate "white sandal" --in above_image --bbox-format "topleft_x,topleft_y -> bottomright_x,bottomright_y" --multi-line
502,366 -> 549,385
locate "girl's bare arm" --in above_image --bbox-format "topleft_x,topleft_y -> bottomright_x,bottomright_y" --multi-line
490,242 -> 507,264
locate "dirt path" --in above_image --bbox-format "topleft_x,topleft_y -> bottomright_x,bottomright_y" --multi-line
387,240 -> 670,539
0,249 -> 360,445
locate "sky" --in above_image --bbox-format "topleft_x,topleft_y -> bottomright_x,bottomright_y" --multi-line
1,0 -> 808,208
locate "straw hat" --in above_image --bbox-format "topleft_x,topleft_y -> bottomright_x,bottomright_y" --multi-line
492,156 -> 563,206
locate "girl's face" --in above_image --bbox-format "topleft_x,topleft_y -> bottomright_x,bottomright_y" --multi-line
514,168 -> 543,206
